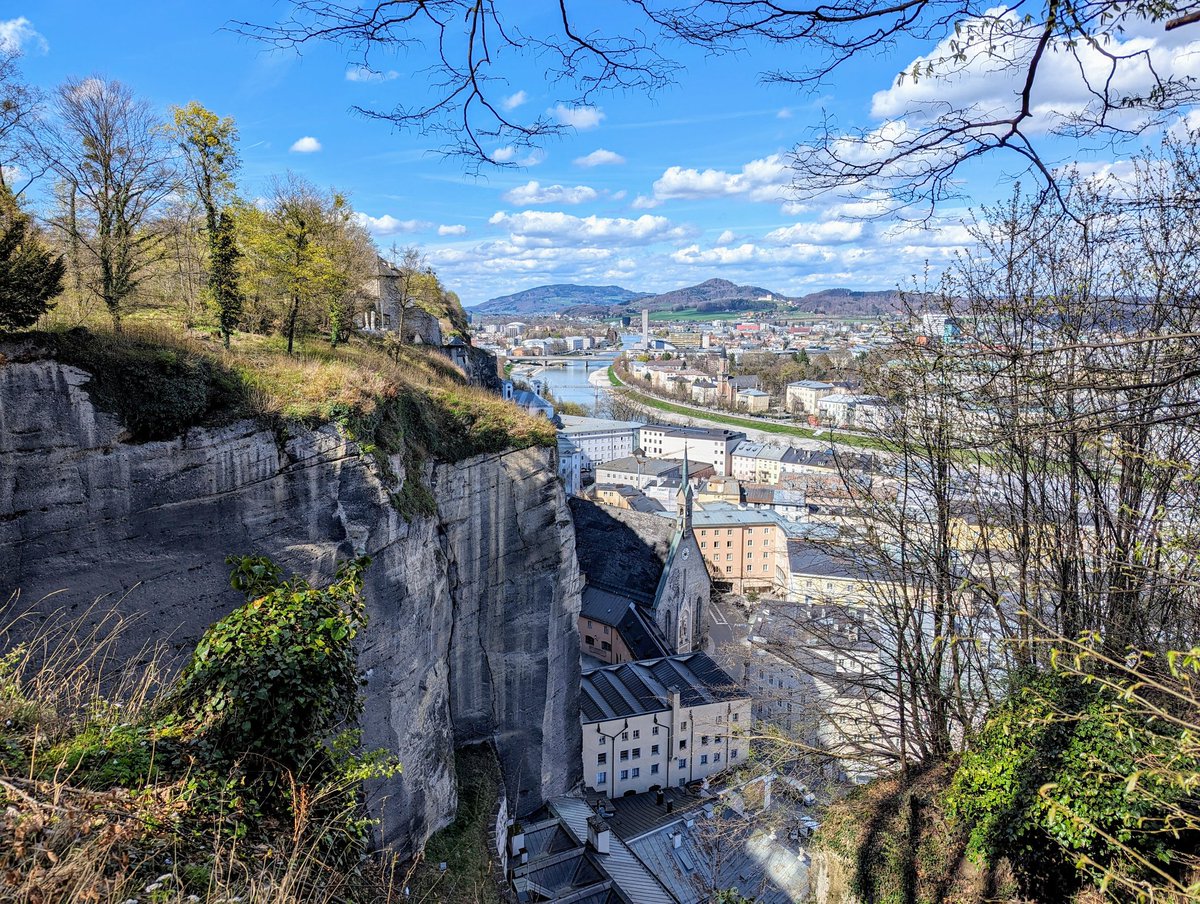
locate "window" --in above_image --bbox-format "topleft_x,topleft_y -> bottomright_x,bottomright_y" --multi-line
747,527 -> 753,534
700,529 -> 707,536
652,726 -> 659,736
632,729 -> 640,739
586,620 -> 593,628
651,764 -> 659,775
726,540 -> 732,548
732,713 -> 739,722
597,753 -> 607,765
651,744 -> 659,755
631,767 -> 640,778
632,748 -> 641,759
601,641 -> 612,651
621,732 -> 629,742
747,539 -> 753,546
714,753 -> 721,763
678,758 -> 688,769
700,541 -> 706,548
701,735 -> 709,746
700,754 -> 708,765
681,721 -> 687,730
726,554 -> 732,561
620,769 -> 629,781
584,635 -> 594,645
596,771 -> 607,784
678,777 -> 687,787
731,749 -> 739,760
679,740 -> 687,750
620,750 -> 629,761
727,529 -> 732,536
603,626 -> 610,634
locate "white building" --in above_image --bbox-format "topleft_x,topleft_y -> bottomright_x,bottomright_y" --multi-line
639,425 -> 746,477
557,434 -> 583,496
581,652 -> 752,798
558,415 -> 644,471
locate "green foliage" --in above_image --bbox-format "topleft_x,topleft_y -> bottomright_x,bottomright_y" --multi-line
39,327 -> 249,440
0,186 -> 65,332
946,667 -> 1200,898
207,209 -> 244,347
164,554 -> 370,772
40,721 -> 159,789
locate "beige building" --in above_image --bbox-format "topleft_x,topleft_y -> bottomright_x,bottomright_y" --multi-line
692,504 -> 792,594
737,388 -> 771,412
581,653 -> 752,798
785,380 -> 835,415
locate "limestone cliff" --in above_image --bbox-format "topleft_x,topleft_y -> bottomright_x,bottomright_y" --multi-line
0,358 -> 582,854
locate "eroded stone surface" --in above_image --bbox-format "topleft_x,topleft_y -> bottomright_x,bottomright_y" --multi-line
0,358 -> 581,854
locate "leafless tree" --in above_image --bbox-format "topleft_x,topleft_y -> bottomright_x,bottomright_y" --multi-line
0,48 -> 44,197
238,2 -> 1200,205
41,78 -> 176,332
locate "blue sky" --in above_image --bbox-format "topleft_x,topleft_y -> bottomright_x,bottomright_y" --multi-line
7,4 -> 1197,306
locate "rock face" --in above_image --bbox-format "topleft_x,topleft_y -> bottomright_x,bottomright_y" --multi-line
0,358 -> 582,854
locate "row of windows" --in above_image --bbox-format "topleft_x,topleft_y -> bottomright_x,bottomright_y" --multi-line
595,764 -> 662,785
582,636 -> 612,651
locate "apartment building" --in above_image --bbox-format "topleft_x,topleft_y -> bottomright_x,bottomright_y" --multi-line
558,415 -> 643,470
594,456 -> 713,491
581,652 -> 751,798
639,425 -> 746,477
730,441 -> 792,483
785,380 -> 835,414
692,504 -> 792,594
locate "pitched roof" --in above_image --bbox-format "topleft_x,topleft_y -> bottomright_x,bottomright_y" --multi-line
580,652 -> 748,723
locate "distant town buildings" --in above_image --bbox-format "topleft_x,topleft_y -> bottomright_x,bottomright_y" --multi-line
638,425 -> 746,477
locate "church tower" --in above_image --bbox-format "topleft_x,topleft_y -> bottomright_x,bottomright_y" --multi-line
676,444 -> 694,532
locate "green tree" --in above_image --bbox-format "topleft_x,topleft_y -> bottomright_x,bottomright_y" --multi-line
208,209 -> 243,347
0,186 -> 65,332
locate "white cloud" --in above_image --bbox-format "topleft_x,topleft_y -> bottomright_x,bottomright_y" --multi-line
715,229 -> 735,245
503,90 -> 528,111
488,210 -> 689,246
0,17 -> 47,53
438,224 -> 468,236
492,146 -> 517,163
777,108 -> 793,119
289,136 -> 322,153
345,66 -> 399,82
766,221 -> 864,244
650,154 -> 794,204
632,194 -> 661,209
574,148 -> 626,167
354,213 -> 430,235
503,180 -> 599,205
551,104 -> 605,130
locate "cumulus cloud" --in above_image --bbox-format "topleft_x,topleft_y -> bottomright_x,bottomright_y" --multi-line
354,213 -> 430,235
488,209 -> 689,247
766,221 -> 864,244
502,180 -> 599,205
574,148 -> 626,167
0,17 -> 46,53
438,224 -> 468,236
631,194 -> 661,210
551,104 -> 605,129
289,136 -> 322,153
649,154 -> 794,204
345,66 -> 399,82
502,90 -> 528,111
715,229 -> 735,245
492,146 -> 517,163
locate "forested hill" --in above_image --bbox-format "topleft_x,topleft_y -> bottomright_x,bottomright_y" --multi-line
471,278 -> 901,318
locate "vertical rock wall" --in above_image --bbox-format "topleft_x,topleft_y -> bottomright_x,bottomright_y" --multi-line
0,358 -> 581,855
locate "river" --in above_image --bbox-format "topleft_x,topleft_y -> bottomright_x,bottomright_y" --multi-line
511,335 -> 640,413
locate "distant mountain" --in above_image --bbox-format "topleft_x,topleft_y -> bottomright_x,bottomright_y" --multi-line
470,284 -> 648,316
471,279 -> 901,319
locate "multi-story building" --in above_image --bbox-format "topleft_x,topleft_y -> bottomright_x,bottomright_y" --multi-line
730,441 -> 791,483
737,388 -> 771,412
639,425 -> 746,476
785,380 -> 835,414
581,652 -> 751,798
558,415 -> 643,471
692,504 -> 795,594
594,456 -> 713,491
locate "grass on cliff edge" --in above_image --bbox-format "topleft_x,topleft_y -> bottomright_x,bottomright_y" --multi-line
12,323 -> 555,459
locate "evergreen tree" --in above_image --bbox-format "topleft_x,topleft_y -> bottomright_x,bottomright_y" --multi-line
208,209 -> 243,347
0,188 -> 65,333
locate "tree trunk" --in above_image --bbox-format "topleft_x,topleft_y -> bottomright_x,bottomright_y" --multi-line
286,297 -> 299,354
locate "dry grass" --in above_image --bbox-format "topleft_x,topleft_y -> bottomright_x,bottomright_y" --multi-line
0,598 -> 410,904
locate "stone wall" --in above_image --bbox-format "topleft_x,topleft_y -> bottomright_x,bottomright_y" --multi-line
0,358 -> 582,855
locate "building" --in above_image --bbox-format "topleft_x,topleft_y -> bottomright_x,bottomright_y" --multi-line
785,380 -> 835,415
594,484 -> 666,514
736,388 -> 770,412
512,388 -> 556,419
817,392 -> 886,429
581,652 -> 752,798
692,504 -> 788,594
558,415 -> 643,471
690,379 -> 718,405
594,456 -> 713,491
638,425 -> 746,477
730,442 -> 791,484
557,434 -> 583,496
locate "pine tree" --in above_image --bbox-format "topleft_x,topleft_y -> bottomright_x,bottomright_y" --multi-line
208,209 -> 243,347
0,188 -> 65,333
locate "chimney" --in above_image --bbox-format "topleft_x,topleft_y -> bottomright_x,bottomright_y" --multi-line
672,832 -> 682,849
666,800 -> 674,814
586,815 -> 611,856
656,790 -> 665,806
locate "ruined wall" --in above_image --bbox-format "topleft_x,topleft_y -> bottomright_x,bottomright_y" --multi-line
0,358 -> 582,854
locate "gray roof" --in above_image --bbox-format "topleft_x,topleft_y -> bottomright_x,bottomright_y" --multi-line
598,457 -> 689,479
787,541 -> 873,582
580,652 -> 748,724
640,425 -> 746,443
549,798 -> 673,904
559,415 -> 645,434
787,380 -> 834,390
